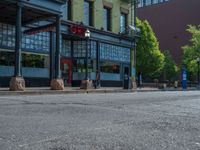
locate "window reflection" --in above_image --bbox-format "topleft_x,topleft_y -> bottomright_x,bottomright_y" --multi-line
120,13 -> 127,33
61,40 -> 71,57
100,61 -> 120,74
138,0 -> 169,7
0,51 -> 15,66
103,7 -> 111,31
0,23 -> 50,52
83,0 -> 93,26
73,59 -> 94,73
100,43 -> 130,62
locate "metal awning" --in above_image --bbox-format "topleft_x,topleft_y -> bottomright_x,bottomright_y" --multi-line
0,0 -> 64,25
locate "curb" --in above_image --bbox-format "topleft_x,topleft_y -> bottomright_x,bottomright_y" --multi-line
137,88 -> 198,92
0,89 -> 136,96
0,88 -> 198,96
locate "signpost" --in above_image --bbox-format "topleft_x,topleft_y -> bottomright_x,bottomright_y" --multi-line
182,67 -> 187,90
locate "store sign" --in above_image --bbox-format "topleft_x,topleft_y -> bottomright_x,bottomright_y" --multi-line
69,25 -> 86,37
24,24 -> 55,35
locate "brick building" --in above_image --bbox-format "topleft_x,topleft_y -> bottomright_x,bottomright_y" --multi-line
137,0 -> 200,65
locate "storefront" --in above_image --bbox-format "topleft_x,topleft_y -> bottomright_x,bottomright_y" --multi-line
0,24 -> 134,87
0,0 -> 65,89
0,1 -> 135,88
60,23 -> 134,87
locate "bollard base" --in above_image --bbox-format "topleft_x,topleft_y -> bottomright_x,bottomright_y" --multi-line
51,78 -> 64,90
9,76 -> 25,91
80,79 -> 93,90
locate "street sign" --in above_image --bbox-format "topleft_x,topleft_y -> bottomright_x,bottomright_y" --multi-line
182,68 -> 187,90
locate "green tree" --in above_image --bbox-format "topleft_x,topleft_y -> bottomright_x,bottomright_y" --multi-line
162,50 -> 179,81
136,18 -> 165,79
182,25 -> 200,81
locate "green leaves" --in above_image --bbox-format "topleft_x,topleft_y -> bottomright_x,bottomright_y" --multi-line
136,18 -> 165,79
182,25 -> 200,81
162,50 -> 179,81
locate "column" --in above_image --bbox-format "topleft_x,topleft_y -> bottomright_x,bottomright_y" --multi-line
9,1 -> 25,91
49,31 -> 54,80
131,41 -> 137,89
85,39 -> 89,80
55,15 -> 61,79
95,41 -> 101,88
50,15 -> 64,90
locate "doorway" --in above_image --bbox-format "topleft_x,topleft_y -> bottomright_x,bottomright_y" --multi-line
123,64 -> 130,77
60,58 -> 72,86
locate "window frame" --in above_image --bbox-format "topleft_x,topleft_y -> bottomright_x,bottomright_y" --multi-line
103,6 -> 112,31
120,12 -> 128,33
83,0 -> 94,26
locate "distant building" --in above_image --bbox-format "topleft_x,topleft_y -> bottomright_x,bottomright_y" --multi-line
137,0 -> 200,65
138,0 -> 169,8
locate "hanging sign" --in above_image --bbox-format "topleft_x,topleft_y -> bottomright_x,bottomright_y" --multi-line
69,25 -> 86,37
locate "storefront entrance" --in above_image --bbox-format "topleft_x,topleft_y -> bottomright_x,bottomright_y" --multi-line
123,64 -> 130,79
61,58 -> 72,86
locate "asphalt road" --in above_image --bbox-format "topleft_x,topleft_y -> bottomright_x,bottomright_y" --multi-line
0,91 -> 200,150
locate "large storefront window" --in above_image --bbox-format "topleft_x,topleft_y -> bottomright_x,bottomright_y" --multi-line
0,23 -> 15,48
22,32 -> 50,52
0,50 -> 49,68
73,40 -> 96,58
73,59 -> 95,73
0,51 -> 14,66
61,40 -> 71,57
99,43 -> 131,81
73,41 -> 86,58
100,62 -> 120,74
0,50 -> 49,78
22,53 -> 49,68
0,23 -> 50,53
72,40 -> 97,80
100,43 -> 130,62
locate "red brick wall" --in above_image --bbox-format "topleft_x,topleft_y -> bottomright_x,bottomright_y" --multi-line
137,0 -> 200,65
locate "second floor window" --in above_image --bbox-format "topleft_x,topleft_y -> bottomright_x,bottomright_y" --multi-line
120,13 -> 127,33
61,0 -> 71,20
103,7 -> 111,31
83,0 -> 93,26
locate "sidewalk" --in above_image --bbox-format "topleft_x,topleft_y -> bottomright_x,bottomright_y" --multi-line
0,87 -> 135,96
0,87 -> 198,96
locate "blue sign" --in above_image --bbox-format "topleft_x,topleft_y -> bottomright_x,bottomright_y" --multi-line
182,68 -> 187,90
132,67 -> 136,77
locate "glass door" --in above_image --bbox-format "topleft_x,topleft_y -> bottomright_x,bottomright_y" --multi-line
61,58 -> 72,86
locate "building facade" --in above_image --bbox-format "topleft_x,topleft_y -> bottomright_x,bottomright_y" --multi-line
138,0 -> 169,8
137,0 -> 200,65
0,0 -> 137,89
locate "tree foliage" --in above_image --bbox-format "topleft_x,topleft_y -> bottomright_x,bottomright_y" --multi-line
182,25 -> 200,81
136,18 -> 165,79
162,50 -> 179,81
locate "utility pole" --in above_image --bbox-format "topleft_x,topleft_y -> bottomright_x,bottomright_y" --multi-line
128,0 -> 138,89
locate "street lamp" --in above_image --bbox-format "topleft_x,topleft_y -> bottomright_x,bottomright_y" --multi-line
197,57 -> 200,89
85,29 -> 90,80
80,29 -> 91,89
